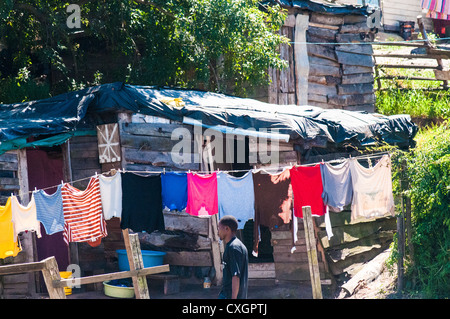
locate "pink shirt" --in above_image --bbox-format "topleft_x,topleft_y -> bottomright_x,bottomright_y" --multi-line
186,173 -> 218,216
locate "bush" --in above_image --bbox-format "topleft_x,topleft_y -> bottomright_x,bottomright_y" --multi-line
393,123 -> 450,298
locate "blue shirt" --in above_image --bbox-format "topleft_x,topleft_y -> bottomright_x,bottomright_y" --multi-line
217,171 -> 255,229
34,185 -> 65,235
161,172 -> 188,211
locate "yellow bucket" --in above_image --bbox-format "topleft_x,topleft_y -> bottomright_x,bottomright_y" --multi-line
60,271 -> 73,295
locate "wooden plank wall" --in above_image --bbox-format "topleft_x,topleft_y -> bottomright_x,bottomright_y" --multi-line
0,151 -> 31,298
316,210 -> 396,281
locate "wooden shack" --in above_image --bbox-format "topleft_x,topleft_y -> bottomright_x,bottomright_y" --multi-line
0,82 -> 416,298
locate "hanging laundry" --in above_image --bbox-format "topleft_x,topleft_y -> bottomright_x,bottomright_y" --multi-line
0,198 -> 21,259
320,160 -> 353,213
290,165 -> 326,218
217,171 -> 255,230
11,195 -> 41,238
120,172 -> 165,232
349,155 -> 395,220
34,185 -> 65,235
99,172 -> 122,220
161,172 -> 188,211
422,0 -> 450,20
186,172 -> 218,216
61,177 -> 107,245
252,169 -> 292,255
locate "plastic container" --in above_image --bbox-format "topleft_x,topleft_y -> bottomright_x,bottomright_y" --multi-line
203,277 -> 211,289
116,249 -> 166,271
59,271 -> 73,295
103,280 -> 135,299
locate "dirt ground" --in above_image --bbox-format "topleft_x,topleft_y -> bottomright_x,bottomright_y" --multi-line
66,265 -> 400,300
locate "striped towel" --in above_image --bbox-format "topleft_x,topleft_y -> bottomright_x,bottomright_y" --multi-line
422,0 -> 450,19
61,177 -> 107,245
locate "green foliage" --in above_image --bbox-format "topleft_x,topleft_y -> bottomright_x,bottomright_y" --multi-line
393,124 -> 450,298
0,0 -> 288,102
376,88 -> 450,119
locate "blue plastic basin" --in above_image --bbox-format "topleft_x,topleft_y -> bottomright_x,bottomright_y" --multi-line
116,249 -> 166,271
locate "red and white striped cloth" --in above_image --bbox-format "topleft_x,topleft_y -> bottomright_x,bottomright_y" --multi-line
61,177 -> 107,245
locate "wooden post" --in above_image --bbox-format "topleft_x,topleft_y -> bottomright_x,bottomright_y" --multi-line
397,210 -> 405,295
204,135 -> 223,286
41,257 -> 67,299
294,14 -> 310,106
418,15 -> 448,89
122,229 -> 150,299
302,206 -> 323,299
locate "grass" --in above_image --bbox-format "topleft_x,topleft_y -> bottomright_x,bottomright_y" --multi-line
374,39 -> 450,120
376,88 -> 450,119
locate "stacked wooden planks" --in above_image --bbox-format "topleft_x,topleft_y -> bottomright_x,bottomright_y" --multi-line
269,11 -> 376,113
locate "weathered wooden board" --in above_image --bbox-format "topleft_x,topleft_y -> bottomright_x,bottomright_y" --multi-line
307,26 -> 338,41
121,122 -> 193,138
139,231 -> 212,251
340,22 -> 371,34
309,63 -> 341,77
336,44 -> 373,56
248,263 -> 276,279
342,73 -> 374,85
328,93 -> 375,107
308,44 -> 337,62
318,217 -> 397,249
122,148 -> 198,170
120,133 -> 180,152
308,82 -> 337,96
310,12 -> 344,26
164,251 -> 213,267
163,211 -> 210,236
337,83 -> 374,95
342,65 -> 373,75
325,231 -> 394,263
336,51 -> 374,68
274,262 -> 328,281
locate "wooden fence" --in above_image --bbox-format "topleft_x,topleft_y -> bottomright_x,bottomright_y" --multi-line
0,232 -> 169,299
374,16 -> 450,91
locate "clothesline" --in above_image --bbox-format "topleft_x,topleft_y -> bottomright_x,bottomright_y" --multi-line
13,150 -> 390,200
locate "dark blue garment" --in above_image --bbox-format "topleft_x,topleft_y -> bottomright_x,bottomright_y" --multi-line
161,172 -> 188,211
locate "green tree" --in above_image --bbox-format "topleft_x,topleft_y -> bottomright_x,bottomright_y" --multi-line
0,0 -> 288,103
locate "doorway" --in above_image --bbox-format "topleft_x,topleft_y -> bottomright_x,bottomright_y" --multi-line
26,145 -> 70,293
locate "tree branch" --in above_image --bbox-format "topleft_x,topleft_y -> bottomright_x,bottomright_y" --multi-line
14,3 -> 47,22
132,0 -> 176,19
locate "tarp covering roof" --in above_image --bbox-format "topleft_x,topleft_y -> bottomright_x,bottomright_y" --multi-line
0,82 -> 417,154
262,0 -> 371,16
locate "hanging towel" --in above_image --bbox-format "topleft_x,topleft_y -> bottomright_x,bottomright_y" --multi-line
161,172 -> 188,211
61,177 -> 107,245
0,198 -> 21,259
349,155 -> 395,220
186,172 -> 218,216
34,185 -> 65,235
217,171 -> 255,230
99,173 -> 123,220
252,169 -> 292,256
11,195 -> 41,238
320,160 -> 353,213
120,172 -> 165,232
290,165 -> 326,218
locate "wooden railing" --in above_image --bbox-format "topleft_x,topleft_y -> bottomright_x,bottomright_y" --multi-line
0,233 -> 169,299
374,16 -> 450,91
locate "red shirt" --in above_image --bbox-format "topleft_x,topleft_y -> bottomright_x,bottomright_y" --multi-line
290,165 -> 326,218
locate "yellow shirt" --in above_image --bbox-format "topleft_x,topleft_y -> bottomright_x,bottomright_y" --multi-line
0,198 -> 21,259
